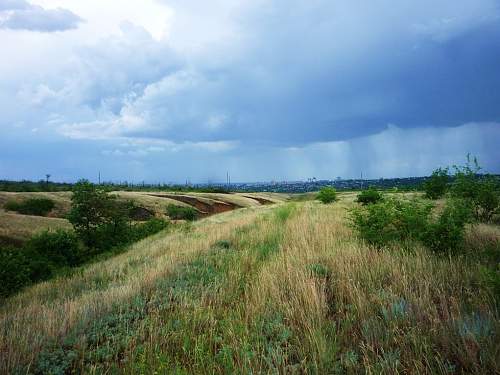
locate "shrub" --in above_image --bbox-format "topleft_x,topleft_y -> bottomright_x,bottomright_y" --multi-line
4,198 -> 55,216
450,156 -> 500,222
129,219 -> 169,242
0,247 -> 31,298
3,201 -> 20,211
317,187 -> 337,204
350,196 -> 472,255
356,188 -> 383,205
350,198 -> 432,248
25,230 -> 84,267
166,204 -> 198,221
472,178 -> 499,222
423,199 -> 472,254
423,167 -> 449,199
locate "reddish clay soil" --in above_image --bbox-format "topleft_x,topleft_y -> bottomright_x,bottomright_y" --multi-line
148,194 -> 241,217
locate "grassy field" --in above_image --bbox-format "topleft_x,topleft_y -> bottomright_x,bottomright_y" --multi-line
0,191 -> 286,246
0,210 -> 72,246
0,195 -> 499,374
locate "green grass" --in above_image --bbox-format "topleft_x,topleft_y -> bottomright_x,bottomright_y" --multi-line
1,200 -> 499,374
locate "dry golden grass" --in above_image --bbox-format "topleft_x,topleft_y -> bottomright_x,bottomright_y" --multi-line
465,223 -> 500,253
0,205 -> 274,373
0,196 -> 498,374
0,210 -> 72,244
0,191 -> 284,244
246,201 -> 499,373
0,191 -> 72,218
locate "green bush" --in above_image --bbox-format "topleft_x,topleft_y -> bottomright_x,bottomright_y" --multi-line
166,204 -> 198,221
25,230 -> 84,267
0,247 -> 31,298
423,167 -> 449,199
423,199 -> 472,254
4,198 -> 55,216
129,219 -> 169,242
3,201 -> 20,211
350,196 -> 472,255
469,178 -> 499,222
350,198 -> 432,248
317,187 -> 337,204
450,156 -> 500,222
356,188 -> 383,205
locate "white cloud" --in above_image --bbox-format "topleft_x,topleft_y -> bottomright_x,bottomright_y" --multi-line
0,1 -> 83,32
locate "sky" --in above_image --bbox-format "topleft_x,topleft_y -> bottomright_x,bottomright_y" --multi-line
1,0 -> 499,183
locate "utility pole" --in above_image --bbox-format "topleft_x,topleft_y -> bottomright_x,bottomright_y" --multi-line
45,174 -> 51,186
98,171 -> 101,185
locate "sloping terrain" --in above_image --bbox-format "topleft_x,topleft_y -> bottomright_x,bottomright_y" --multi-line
0,210 -> 72,246
1,196 -> 498,374
0,191 -> 287,245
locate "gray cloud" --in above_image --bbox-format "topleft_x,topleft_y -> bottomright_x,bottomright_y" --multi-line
1,122 -> 498,183
0,1 -> 82,32
53,0 -> 500,145
1,0 -> 500,181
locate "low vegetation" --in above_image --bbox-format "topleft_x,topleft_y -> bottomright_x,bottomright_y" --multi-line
166,204 -> 198,221
4,197 -> 55,216
316,186 -> 337,204
423,167 -> 449,199
422,155 -> 500,223
0,181 -> 169,299
1,196 -> 498,374
0,158 -> 498,373
350,196 -> 472,254
356,187 -> 383,205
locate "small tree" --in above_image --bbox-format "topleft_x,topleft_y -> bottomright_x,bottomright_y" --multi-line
68,180 -> 130,249
423,167 -> 449,199
317,187 -> 337,204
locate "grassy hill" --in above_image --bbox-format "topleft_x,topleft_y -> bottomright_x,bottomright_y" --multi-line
0,191 -> 286,246
1,194 -> 498,373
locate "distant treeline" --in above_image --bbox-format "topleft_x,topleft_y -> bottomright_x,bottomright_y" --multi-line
2,175 -> 499,194
0,180 -> 230,194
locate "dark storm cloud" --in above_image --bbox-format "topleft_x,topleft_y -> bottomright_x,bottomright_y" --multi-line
0,1 -> 82,32
106,0 -> 500,145
1,0 -> 500,181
